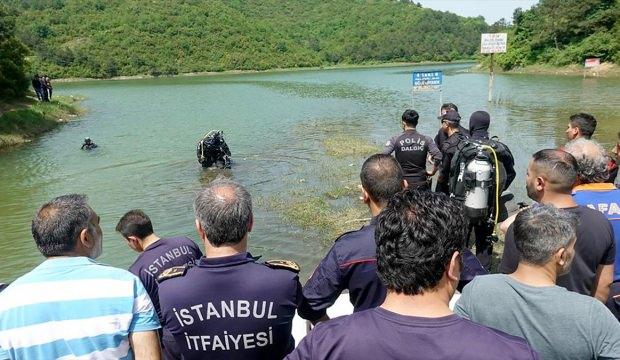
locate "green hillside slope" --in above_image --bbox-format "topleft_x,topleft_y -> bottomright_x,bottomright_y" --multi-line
496,0 -> 619,70
8,0 -> 488,78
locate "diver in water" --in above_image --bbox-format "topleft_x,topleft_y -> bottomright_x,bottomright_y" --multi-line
81,137 -> 98,150
196,130 -> 231,169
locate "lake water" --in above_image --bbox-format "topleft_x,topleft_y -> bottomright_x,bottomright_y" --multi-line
1,63 -> 619,282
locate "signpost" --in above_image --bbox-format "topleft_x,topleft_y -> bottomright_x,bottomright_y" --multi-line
481,33 -> 507,102
411,70 -> 443,110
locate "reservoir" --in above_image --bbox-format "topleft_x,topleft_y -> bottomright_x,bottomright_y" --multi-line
1,63 -> 618,282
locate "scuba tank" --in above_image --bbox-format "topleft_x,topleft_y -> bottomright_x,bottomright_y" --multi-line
463,150 -> 493,222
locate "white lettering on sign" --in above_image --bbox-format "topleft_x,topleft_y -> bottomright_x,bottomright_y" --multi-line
481,33 -> 507,54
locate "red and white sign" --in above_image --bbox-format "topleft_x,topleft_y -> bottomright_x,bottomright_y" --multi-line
585,58 -> 601,68
481,33 -> 507,54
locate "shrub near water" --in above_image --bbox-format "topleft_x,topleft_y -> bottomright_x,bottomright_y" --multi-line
0,97 -> 83,149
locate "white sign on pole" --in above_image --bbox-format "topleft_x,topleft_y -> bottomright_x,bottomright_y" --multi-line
481,33 -> 507,54
584,58 -> 601,68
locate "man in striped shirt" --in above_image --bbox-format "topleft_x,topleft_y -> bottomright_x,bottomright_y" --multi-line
0,194 -> 161,360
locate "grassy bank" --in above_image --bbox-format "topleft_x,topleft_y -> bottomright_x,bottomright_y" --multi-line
474,62 -> 620,78
0,96 -> 84,150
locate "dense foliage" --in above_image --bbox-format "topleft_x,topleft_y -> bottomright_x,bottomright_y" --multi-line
0,4 -> 30,98
496,0 -> 619,70
7,0 -> 488,78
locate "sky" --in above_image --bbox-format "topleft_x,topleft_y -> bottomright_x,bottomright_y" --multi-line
416,0 -> 539,24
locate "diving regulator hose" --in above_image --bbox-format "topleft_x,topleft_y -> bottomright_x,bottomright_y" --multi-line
480,145 -> 501,237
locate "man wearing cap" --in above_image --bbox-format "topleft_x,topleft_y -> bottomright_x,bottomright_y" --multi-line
436,110 -> 468,194
434,103 -> 469,150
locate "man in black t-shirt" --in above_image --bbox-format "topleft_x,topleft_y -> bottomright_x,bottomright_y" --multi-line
499,149 -> 614,301
383,109 -> 442,190
434,103 -> 469,151
116,209 -> 203,359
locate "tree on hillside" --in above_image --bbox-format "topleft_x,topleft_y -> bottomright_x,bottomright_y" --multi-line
0,4 -> 30,99
496,0 -> 619,69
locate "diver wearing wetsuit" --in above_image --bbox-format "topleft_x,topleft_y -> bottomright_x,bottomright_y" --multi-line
196,131 -> 231,168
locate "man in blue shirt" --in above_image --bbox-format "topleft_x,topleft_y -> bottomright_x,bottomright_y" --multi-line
0,194 -> 161,359
565,139 -> 620,317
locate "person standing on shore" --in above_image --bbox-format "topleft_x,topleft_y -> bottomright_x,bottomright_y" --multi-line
436,110 -> 468,194
43,75 -> 52,101
31,74 -> 42,101
382,110 -> 442,190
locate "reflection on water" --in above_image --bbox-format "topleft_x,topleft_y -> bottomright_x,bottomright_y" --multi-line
0,64 -> 619,282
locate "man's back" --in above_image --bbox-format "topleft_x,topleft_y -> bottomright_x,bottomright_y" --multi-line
500,205 -> 615,295
0,257 -> 160,359
129,236 -> 202,319
157,252 -> 300,360
383,130 -> 441,186
455,274 -> 620,359
573,184 -> 620,281
300,219 -> 385,321
287,307 -> 537,360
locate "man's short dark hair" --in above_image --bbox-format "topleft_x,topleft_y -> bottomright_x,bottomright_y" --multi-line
569,113 -> 597,139
194,177 -> 252,247
514,205 -> 577,265
401,109 -> 419,127
440,103 -> 458,113
32,194 -> 93,257
360,154 -> 404,205
376,190 -> 468,295
116,209 -> 154,239
532,149 -> 578,193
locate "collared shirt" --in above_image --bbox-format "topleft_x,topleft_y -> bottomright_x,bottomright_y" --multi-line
287,307 -> 539,360
383,129 -> 442,184
158,252 -> 301,360
573,183 -> 620,281
0,257 -> 160,360
299,218 -> 385,321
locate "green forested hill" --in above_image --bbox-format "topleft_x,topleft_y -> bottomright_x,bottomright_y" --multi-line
496,0 -> 619,70
7,0 -> 488,78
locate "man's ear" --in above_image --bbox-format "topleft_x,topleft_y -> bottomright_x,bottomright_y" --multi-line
447,251 -> 461,282
361,186 -> 371,204
126,236 -> 143,251
402,179 -> 409,190
79,227 -> 94,251
195,219 -> 206,240
247,213 -> 254,233
555,247 -> 568,267
536,176 -> 545,191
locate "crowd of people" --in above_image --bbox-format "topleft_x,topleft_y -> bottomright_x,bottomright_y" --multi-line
0,104 -> 619,360
31,74 -> 53,102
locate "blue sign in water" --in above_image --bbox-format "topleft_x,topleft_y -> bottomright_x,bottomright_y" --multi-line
412,71 -> 443,92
